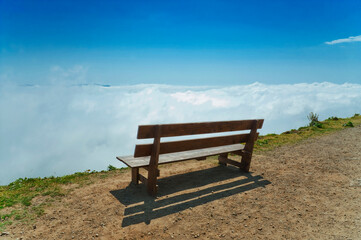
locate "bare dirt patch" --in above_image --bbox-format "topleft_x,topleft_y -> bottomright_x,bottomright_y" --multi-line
2,126 -> 361,239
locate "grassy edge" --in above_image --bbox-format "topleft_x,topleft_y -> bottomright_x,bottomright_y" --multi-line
254,114 -> 361,152
0,168 -> 128,231
1,113 -> 360,231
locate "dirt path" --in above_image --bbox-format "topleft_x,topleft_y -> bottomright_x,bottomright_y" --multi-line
3,126 -> 361,239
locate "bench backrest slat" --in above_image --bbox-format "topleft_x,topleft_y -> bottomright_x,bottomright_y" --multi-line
134,133 -> 259,157
137,119 -> 264,139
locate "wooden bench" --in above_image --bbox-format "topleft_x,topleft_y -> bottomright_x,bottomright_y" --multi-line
116,119 -> 264,196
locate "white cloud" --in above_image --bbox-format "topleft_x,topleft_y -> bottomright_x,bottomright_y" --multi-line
171,91 -> 230,107
0,82 -> 360,185
325,35 -> 361,45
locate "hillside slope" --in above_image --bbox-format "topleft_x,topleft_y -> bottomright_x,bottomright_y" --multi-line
1,125 -> 361,240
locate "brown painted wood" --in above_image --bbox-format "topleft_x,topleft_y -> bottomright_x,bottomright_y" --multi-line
218,153 -> 228,166
137,119 -> 264,139
131,168 -> 139,184
147,125 -> 161,196
117,144 -> 244,168
116,119 -> 264,196
240,120 -> 258,172
134,133 -> 251,157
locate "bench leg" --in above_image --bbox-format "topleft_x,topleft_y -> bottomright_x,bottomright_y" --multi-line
147,167 -> 158,196
240,152 -> 252,172
218,153 -> 228,166
241,120 -> 257,172
131,168 -> 139,185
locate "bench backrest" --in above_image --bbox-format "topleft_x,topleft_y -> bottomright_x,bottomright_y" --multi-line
134,119 -> 264,157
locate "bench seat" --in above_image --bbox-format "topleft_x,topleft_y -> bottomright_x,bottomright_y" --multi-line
117,143 -> 244,168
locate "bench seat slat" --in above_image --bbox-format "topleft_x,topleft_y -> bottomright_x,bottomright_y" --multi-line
117,144 -> 244,168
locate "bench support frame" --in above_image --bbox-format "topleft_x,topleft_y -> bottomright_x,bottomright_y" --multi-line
118,119 -> 263,196
131,168 -> 139,184
147,125 -> 161,196
240,120 -> 258,172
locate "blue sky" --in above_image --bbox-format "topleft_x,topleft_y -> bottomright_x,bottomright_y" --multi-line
1,0 -> 361,184
1,0 -> 361,85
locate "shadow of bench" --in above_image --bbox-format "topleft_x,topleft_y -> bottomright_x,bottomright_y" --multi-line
110,165 -> 271,227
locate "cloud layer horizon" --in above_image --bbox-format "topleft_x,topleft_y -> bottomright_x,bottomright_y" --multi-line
1,82 -> 360,185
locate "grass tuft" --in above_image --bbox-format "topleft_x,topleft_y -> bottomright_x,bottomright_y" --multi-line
107,165 -> 117,171
327,116 -> 339,121
343,121 -> 354,127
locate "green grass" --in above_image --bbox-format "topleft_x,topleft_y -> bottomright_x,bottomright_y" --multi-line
0,114 -> 360,231
254,114 -> 361,152
0,167 -> 127,231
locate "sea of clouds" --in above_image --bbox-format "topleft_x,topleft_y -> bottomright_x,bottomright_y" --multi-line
0,82 -> 360,185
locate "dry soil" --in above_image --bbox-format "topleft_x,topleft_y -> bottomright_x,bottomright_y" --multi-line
2,126 -> 361,240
